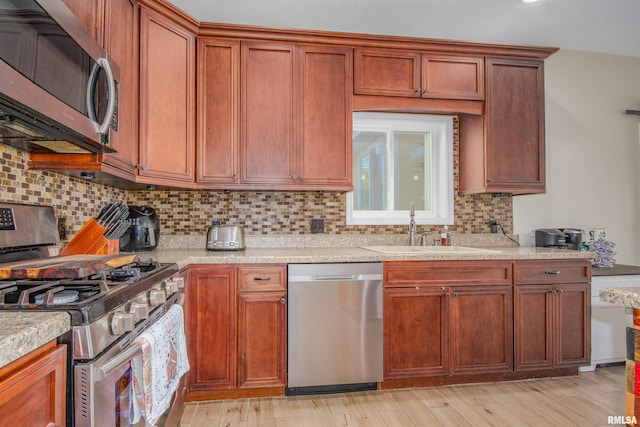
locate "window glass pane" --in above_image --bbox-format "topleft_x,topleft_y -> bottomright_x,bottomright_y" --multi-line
393,131 -> 429,212
353,130 -> 387,210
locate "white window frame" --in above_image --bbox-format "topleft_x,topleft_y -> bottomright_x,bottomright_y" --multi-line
346,112 -> 454,225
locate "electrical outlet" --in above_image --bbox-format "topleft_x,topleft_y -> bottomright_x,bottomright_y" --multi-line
490,220 -> 498,233
310,219 -> 324,234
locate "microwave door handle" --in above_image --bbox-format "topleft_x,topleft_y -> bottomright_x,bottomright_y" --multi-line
86,57 -> 117,135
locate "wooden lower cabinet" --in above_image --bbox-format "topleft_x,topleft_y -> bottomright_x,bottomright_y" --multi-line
384,284 -> 513,380
186,264 -> 286,400
514,260 -> 591,371
0,340 -> 66,427
383,261 -> 514,383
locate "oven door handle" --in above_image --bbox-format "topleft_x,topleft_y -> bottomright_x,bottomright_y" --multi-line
95,343 -> 142,381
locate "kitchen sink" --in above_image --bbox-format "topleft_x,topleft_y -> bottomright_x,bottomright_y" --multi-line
360,245 -> 501,254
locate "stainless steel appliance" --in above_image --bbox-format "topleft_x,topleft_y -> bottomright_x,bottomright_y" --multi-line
120,206 -> 160,252
206,222 -> 245,251
0,0 -> 119,154
535,228 -> 583,250
0,202 -> 185,427
287,263 -> 383,395
535,228 -> 567,248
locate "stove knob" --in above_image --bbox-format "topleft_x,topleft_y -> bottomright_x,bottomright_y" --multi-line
149,289 -> 166,306
129,302 -> 150,321
111,312 -> 135,335
173,277 -> 185,290
164,280 -> 179,295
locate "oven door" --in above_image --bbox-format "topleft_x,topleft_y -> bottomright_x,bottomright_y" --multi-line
74,293 -> 186,427
75,345 -> 144,427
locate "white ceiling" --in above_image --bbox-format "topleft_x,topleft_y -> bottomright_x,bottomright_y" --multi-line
167,0 -> 640,58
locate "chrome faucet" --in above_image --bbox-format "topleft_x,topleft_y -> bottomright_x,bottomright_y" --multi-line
409,203 -> 416,246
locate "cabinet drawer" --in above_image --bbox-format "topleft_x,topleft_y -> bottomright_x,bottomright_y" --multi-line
514,260 -> 591,284
383,261 -> 512,287
237,265 -> 286,292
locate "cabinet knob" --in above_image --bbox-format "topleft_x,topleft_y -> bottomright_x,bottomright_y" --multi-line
445,292 -> 450,298
415,87 -> 421,93
299,175 -> 304,181
292,175 -> 298,181
280,297 -> 286,304
453,292 -> 458,298
232,173 -> 237,179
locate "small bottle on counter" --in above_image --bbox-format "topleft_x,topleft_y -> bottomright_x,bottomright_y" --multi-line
441,225 -> 450,246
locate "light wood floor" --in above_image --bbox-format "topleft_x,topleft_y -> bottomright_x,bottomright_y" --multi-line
179,365 -> 625,427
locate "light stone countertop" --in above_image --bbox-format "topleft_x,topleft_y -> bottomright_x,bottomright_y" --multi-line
600,287 -> 640,309
140,245 -> 593,270
0,312 -> 70,369
2,234 -> 593,370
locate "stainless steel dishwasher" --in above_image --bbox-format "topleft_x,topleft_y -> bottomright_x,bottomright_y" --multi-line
286,263 -> 383,395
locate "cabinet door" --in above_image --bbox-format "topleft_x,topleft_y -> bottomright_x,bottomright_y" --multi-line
102,0 -> 138,176
138,7 -> 195,183
298,45 -> 353,189
62,0 -> 102,40
421,55 -> 484,100
241,42 -> 296,186
384,287 -> 449,379
237,291 -> 287,388
449,285 -> 513,375
514,284 -> 554,370
186,267 -> 236,391
0,342 -> 66,426
197,38 -> 240,185
484,57 -> 545,192
354,48 -> 421,97
555,283 -> 590,368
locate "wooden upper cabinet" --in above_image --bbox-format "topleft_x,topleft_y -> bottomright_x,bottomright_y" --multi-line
241,42 -> 296,186
62,0 -> 102,40
197,38 -> 240,185
484,57 -> 545,192
422,55 -> 484,100
297,45 -> 353,189
240,42 -> 353,190
138,6 -> 196,184
459,57 -> 545,194
101,0 -> 138,177
354,48 -> 484,100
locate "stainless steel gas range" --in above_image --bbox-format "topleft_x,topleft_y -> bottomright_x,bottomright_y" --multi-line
0,202 -> 187,427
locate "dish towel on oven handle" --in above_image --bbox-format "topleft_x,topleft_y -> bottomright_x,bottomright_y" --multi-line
130,304 -> 190,426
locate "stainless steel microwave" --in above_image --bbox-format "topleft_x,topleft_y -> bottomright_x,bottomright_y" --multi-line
0,0 -> 119,154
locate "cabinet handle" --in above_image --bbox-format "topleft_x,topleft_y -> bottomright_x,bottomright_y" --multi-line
545,270 -> 561,275
280,297 -> 286,304
254,277 -> 272,281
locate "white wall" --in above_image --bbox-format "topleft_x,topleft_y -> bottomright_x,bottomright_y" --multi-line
513,50 -> 640,265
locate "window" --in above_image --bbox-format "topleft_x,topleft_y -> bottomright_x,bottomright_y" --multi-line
347,112 -> 453,225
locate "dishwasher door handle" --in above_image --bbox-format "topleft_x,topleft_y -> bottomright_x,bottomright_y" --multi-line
314,275 -> 358,281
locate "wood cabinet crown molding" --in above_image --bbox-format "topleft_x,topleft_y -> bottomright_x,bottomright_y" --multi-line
197,22 -> 558,60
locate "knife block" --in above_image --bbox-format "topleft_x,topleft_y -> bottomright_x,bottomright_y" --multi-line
60,218 -> 120,255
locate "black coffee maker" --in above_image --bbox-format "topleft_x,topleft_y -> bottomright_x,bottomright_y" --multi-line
119,206 -> 160,252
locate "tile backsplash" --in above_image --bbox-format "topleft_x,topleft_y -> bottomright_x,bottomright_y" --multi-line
1,143 -> 512,239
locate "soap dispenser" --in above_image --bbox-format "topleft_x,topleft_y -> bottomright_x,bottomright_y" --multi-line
440,225 -> 450,246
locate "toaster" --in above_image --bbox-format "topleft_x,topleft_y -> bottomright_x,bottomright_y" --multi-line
207,222 -> 246,251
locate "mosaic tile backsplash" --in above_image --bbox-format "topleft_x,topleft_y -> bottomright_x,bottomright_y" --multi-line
1,144 -> 512,239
